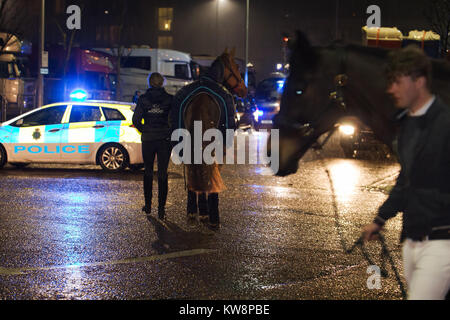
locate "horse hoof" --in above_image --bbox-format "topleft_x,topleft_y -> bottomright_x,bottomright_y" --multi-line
187,213 -> 196,220
208,222 -> 220,230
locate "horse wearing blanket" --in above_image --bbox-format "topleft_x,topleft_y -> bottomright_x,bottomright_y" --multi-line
172,48 -> 247,229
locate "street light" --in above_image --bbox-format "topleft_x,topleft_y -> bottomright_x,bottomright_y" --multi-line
335,0 -> 339,39
38,0 -> 45,108
245,0 -> 249,87
215,0 -> 249,88
216,0 -> 224,54
216,0 -> 227,55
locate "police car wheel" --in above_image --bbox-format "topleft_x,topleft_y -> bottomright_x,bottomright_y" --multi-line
98,144 -> 129,171
0,145 -> 6,169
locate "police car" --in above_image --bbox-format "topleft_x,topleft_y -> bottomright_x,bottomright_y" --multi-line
0,97 -> 143,171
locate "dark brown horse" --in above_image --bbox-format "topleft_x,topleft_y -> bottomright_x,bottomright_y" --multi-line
271,31 -> 450,176
183,48 -> 247,228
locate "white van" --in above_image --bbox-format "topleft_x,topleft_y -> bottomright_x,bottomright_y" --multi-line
94,47 -> 194,100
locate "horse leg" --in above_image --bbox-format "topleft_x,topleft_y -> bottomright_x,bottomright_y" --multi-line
187,190 -> 198,218
207,192 -> 220,228
198,192 -> 208,221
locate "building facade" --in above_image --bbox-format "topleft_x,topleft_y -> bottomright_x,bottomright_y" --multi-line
27,0 -> 436,82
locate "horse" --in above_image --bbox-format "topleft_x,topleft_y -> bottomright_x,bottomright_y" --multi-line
178,48 -> 247,228
271,31 -> 450,176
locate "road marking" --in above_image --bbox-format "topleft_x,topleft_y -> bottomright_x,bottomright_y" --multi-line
0,248 -> 216,276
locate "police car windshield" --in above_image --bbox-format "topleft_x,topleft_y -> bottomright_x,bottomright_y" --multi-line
12,106 -> 67,127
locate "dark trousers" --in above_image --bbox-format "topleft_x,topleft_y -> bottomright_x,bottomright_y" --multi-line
187,190 -> 219,224
142,139 -> 171,210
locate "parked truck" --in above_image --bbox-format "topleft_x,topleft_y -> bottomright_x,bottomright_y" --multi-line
0,33 -> 34,121
45,46 -> 117,103
94,47 -> 194,100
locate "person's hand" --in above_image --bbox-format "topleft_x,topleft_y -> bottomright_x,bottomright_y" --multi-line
362,223 -> 382,242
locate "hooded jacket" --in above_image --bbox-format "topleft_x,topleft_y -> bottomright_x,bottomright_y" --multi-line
132,87 -> 173,141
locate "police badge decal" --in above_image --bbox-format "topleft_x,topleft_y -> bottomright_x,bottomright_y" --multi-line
32,129 -> 41,141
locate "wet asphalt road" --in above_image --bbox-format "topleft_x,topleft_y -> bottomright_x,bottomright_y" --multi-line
0,132 -> 405,300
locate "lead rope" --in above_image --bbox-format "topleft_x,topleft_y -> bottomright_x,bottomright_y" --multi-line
183,164 -> 187,191
312,131 -> 407,300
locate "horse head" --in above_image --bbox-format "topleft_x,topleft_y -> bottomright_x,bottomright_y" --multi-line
219,48 -> 248,98
271,31 -> 404,176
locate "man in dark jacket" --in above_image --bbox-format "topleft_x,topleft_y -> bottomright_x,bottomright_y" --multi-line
132,72 -> 173,220
362,46 -> 450,299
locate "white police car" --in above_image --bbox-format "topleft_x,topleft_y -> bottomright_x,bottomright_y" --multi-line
0,99 -> 143,171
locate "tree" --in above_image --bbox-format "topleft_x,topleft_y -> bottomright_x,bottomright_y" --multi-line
112,0 -> 128,101
425,0 -> 450,58
0,0 -> 36,53
107,0 -> 138,101
52,4 -> 84,98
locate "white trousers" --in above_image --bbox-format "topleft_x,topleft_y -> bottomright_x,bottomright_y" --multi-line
402,238 -> 450,300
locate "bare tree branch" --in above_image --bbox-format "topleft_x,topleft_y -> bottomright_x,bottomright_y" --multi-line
425,0 -> 450,57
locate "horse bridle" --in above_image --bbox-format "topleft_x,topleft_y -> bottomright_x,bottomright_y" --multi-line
221,56 -> 244,92
274,73 -> 348,143
274,47 -> 349,148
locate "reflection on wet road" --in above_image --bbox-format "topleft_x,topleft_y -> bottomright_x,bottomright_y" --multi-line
328,160 -> 361,203
0,131 -> 404,300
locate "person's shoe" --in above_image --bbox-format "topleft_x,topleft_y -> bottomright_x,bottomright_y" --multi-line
142,205 -> 151,214
158,208 -> 165,220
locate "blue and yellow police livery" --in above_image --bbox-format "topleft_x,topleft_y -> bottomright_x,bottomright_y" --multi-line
0,100 -> 143,171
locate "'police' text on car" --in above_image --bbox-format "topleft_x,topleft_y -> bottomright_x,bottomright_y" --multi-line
0,100 -> 143,171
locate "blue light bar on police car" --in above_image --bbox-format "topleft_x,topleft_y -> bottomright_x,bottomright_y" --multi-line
70,89 -> 88,101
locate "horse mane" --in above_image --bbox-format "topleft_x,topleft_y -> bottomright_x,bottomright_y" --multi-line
290,31 -> 321,74
207,56 -> 224,83
344,44 -> 450,80
291,35 -> 390,75
431,58 -> 450,81
344,44 -> 390,59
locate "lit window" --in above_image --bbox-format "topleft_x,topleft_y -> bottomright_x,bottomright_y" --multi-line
158,8 -> 173,31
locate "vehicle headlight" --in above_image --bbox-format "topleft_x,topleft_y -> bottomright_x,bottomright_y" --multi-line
339,124 -> 355,136
253,110 -> 263,121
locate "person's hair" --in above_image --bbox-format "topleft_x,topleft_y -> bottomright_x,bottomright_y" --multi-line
385,45 -> 432,90
147,72 -> 164,88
